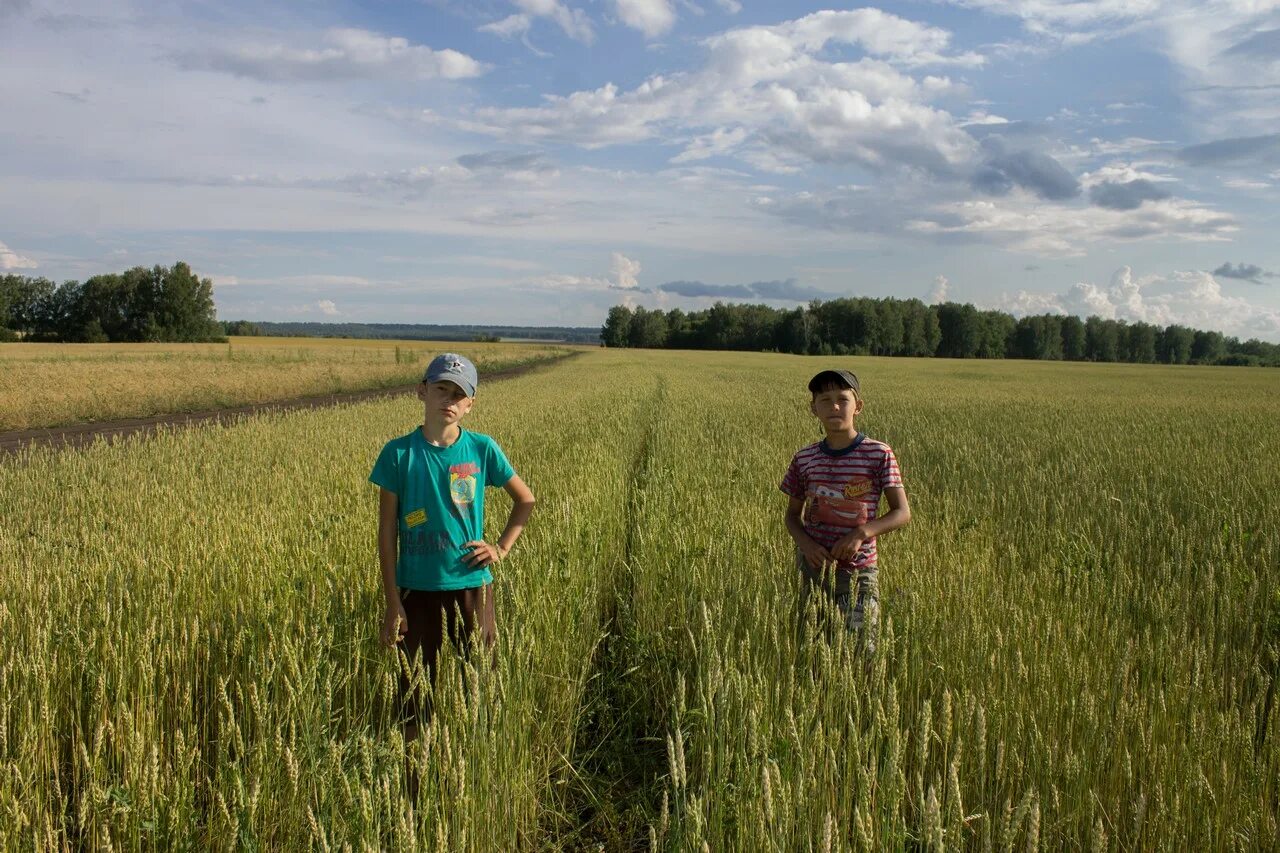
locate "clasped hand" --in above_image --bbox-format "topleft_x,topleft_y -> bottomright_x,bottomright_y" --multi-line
799,527 -> 867,568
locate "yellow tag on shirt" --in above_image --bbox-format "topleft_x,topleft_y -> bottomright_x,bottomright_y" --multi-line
843,478 -> 873,500
404,509 -> 427,528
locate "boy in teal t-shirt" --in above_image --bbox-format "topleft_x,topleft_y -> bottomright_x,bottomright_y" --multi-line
370,353 -> 535,737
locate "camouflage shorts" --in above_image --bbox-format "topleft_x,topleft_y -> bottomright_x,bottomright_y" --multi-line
796,552 -> 880,653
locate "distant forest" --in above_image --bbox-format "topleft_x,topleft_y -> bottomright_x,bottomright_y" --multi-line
1,263 -> 223,343
602,299 -> 1280,367
227,321 -> 599,344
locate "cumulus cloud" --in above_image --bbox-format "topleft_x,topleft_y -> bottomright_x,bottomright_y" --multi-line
928,274 -> 949,303
1213,262 -> 1276,284
174,28 -> 486,82
1088,178 -> 1170,210
528,252 -> 642,291
458,8 -> 983,178
610,252 -> 642,289
614,0 -> 676,37
972,144 -> 1080,200
1001,265 -> 1280,341
0,241 -> 37,270
317,299 -> 339,315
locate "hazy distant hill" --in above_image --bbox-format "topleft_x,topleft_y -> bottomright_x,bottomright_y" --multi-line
244,321 -> 600,344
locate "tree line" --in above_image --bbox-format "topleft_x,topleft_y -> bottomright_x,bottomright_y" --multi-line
601,299 -> 1280,366
0,262 -> 223,343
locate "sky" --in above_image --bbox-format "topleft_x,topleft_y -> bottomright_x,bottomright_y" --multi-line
2,0 -> 1280,340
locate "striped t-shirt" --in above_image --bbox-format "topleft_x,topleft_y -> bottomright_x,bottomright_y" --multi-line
779,433 -> 903,571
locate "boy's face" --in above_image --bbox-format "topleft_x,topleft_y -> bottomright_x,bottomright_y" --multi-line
418,380 -> 473,425
810,386 -> 862,433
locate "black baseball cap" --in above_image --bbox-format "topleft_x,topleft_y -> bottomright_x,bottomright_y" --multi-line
808,369 -> 860,395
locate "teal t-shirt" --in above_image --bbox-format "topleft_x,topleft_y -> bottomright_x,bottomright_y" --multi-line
369,427 -> 516,591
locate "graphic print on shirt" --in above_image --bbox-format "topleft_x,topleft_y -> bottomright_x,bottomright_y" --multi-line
449,461 -> 480,508
806,477 -> 873,529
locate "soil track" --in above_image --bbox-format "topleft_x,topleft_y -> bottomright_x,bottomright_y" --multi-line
0,353 -> 578,455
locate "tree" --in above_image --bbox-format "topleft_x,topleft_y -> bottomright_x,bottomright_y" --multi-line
1085,316 -> 1121,362
978,311 -> 1015,358
628,306 -> 669,348
1126,322 -> 1158,364
157,263 -> 221,342
1061,315 -> 1086,361
1158,325 -> 1194,364
876,299 -> 906,355
224,320 -> 263,336
1191,329 -> 1226,364
936,303 -> 981,358
0,275 -> 55,337
775,307 -> 814,355
601,305 -> 633,347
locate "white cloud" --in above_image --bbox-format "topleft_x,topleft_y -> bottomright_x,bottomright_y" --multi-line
713,0 -> 742,12
0,241 -> 37,270
614,0 -> 676,37
175,28 -> 486,82
1001,265 -> 1280,340
529,251 -> 643,291
1078,162 -> 1175,189
459,9 -> 983,177
512,0 -> 595,43
928,274 -> 949,303
479,14 -> 532,38
610,251 -> 642,288
317,299 -> 339,315
906,195 -> 1237,255
670,126 -> 749,163
1222,177 -> 1271,190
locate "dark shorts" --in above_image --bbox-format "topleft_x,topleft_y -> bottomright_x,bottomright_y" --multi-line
795,552 -> 879,653
397,585 -> 496,724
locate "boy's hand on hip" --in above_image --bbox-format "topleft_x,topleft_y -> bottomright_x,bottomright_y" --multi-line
463,540 -> 503,568
798,537 -> 835,569
382,601 -> 408,648
833,528 -> 867,561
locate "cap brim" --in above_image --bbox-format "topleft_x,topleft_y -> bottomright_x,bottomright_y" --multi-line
808,370 -> 856,392
426,375 -> 476,396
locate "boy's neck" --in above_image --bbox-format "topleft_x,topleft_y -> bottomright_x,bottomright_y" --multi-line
822,427 -> 859,450
421,420 -> 461,446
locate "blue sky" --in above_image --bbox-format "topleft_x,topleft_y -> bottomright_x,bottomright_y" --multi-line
2,0 -> 1280,339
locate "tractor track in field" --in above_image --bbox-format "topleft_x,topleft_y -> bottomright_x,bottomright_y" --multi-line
0,352 -> 581,456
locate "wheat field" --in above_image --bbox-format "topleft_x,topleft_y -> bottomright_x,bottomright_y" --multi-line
1,350 -> 1276,849
0,338 -> 572,431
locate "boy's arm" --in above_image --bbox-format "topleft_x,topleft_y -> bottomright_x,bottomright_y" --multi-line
463,474 -> 536,567
378,488 -> 407,647
831,487 -> 912,561
785,495 -> 834,569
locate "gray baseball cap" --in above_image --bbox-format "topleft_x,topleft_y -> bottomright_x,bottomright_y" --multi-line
808,369 -> 860,396
423,353 -> 478,396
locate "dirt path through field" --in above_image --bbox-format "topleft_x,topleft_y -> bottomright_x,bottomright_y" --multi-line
0,352 -> 579,455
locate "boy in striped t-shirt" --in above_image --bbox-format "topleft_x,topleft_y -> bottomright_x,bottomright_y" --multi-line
780,369 -> 911,652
